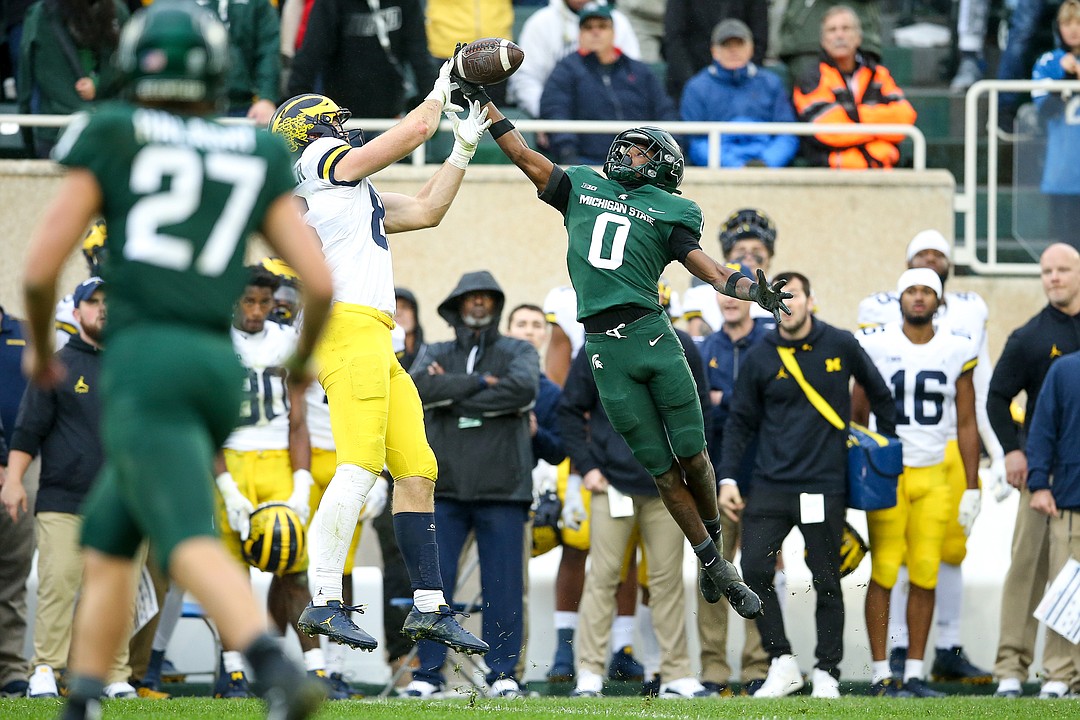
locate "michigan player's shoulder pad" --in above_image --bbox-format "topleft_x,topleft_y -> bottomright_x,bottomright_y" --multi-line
299,135 -> 354,185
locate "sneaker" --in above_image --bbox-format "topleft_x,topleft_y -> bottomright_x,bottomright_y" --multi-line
401,605 -> 489,655
888,646 -> 907,678
869,678 -> 912,697
213,670 -> 255,699
159,658 -> 184,684
741,678 -> 765,696
297,601 -> 378,651
400,680 -> 441,699
607,646 -> 644,682
753,655 -> 804,698
308,670 -> 350,701
570,668 -> 603,698
1039,681 -> 1069,699
994,678 -> 1022,698
641,674 -> 661,697
701,681 -> 728,696
950,55 -> 984,92
489,678 -> 524,698
1,679 -> 28,697
659,676 -> 710,698
102,682 -> 138,699
903,677 -> 945,698
134,684 -> 170,700
931,646 -> 992,684
810,668 -> 840,698
546,660 -> 575,683
28,665 -> 59,698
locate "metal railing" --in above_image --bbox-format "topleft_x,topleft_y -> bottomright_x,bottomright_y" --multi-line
958,78 -> 1080,275
0,114 -> 927,170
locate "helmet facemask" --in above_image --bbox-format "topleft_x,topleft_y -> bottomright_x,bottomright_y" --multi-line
603,127 -> 684,194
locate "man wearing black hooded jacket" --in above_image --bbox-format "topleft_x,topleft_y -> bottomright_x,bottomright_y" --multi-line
409,270 -> 540,698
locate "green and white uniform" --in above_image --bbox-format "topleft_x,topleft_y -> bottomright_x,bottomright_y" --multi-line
53,102 -> 296,570
540,164 -> 708,475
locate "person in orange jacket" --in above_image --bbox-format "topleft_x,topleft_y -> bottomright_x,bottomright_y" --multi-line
792,6 -> 916,169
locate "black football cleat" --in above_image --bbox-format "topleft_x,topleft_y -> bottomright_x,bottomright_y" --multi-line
869,678 -> 913,698
902,677 -> 946,698
930,646 -> 993,684
401,605 -> 489,655
297,601 -> 378,651
723,580 -> 764,619
699,562 -> 723,604
702,558 -> 763,618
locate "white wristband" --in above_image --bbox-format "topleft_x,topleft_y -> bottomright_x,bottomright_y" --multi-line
447,141 -> 475,170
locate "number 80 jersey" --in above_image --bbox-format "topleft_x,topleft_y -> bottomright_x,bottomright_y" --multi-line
224,322 -> 299,452
856,323 -> 978,468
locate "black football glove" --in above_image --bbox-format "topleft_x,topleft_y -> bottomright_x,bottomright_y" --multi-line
449,42 -> 493,106
748,268 -> 793,324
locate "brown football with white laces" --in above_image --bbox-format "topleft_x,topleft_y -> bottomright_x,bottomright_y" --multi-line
453,37 -> 525,86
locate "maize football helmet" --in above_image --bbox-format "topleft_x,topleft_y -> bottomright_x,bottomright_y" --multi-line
719,208 -> 777,256
804,521 -> 868,579
603,126 -> 684,194
82,220 -> 107,276
242,502 -> 307,576
530,490 -> 562,558
114,0 -> 229,105
269,94 -> 352,154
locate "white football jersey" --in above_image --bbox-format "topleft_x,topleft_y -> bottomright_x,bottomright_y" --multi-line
225,322 -> 298,452
306,381 -> 335,451
857,323 -> 978,468
543,285 -> 585,360
856,288 -> 999,457
294,137 -> 396,315
55,294 -> 78,350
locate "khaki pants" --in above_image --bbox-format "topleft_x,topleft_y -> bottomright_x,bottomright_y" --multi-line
577,493 -> 690,681
993,490 -> 1069,681
697,510 -> 769,684
1043,509 -> 1080,685
33,512 -> 135,683
0,463 -> 35,686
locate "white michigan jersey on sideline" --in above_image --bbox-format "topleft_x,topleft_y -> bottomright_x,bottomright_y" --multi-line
225,322 -> 298,452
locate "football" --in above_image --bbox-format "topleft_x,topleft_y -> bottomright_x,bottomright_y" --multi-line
453,37 -> 525,86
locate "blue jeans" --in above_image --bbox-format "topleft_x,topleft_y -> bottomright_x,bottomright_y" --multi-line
997,0 -> 1056,113
412,499 -> 529,686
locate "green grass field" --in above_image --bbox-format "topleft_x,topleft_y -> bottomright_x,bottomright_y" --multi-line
4,695 -> 1080,720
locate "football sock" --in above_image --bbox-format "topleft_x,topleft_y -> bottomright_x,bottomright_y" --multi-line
871,661 -> 891,685
904,658 -> 924,682
303,648 -> 325,672
153,583 -> 185,651
610,615 -> 634,652
636,603 -> 661,678
222,650 -> 245,675
554,611 -> 578,631
703,514 -> 723,547
325,641 -> 346,675
413,588 -> 447,613
395,511 -> 447,608
311,464 -> 376,605
935,562 -> 963,648
692,537 -> 721,569
888,566 -> 910,648
64,675 -> 105,709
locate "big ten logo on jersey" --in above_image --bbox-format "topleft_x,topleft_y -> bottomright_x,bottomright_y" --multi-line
238,366 -> 289,426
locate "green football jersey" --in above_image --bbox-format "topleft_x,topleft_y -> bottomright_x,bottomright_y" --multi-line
54,102 -> 296,335
561,165 -> 704,321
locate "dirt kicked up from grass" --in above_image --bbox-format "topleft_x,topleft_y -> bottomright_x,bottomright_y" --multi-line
4,695 -> 1080,720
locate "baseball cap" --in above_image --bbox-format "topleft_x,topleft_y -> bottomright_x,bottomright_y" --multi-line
73,277 -> 105,307
905,229 -> 950,262
712,18 -> 753,45
579,1 -> 613,25
897,267 -> 942,298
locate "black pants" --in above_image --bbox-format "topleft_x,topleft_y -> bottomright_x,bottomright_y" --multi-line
740,489 -> 846,677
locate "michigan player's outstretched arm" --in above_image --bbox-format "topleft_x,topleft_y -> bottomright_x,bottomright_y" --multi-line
260,194 -> 333,390
380,101 -> 491,233
23,168 -> 103,387
331,60 -> 461,183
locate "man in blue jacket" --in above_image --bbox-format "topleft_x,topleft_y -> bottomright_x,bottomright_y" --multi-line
540,2 -> 676,165
679,19 -> 798,168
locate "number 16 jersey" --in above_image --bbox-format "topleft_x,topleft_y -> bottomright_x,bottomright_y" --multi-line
857,323 -> 977,468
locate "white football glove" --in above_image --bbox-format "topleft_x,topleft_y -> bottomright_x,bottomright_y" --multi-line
561,473 -> 588,532
980,457 -> 1012,503
425,58 -> 464,114
215,472 -> 254,541
286,469 -> 314,525
957,489 -> 982,536
358,476 -> 389,522
446,100 -> 492,169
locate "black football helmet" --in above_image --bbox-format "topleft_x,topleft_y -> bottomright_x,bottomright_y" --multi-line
114,0 -> 229,105
603,126 -> 684,194
718,208 -> 777,256
268,94 -> 352,153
